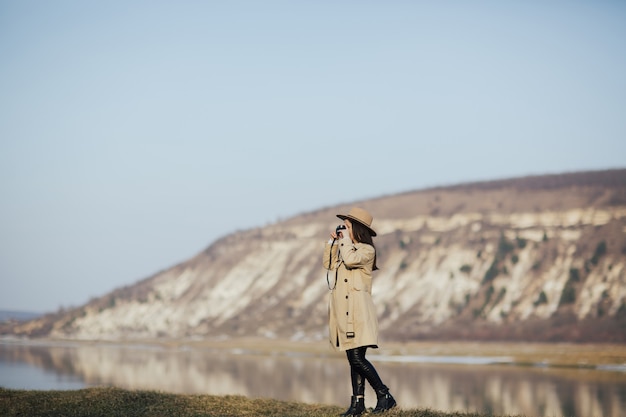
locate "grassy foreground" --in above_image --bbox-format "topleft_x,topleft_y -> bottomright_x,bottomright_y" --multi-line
0,387 -> 513,417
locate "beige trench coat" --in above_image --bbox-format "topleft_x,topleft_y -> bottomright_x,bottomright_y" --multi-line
323,237 -> 379,351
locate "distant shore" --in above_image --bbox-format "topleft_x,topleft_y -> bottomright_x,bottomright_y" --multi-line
2,336 -> 625,371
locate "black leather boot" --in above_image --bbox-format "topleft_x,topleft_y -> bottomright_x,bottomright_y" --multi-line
340,396 -> 365,416
372,389 -> 396,414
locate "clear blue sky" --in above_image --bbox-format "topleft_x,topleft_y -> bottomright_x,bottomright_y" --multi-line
1,1 -> 625,312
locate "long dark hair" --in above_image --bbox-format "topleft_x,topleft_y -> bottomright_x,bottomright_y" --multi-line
350,221 -> 379,271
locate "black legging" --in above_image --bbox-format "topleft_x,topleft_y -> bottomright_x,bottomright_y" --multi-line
346,346 -> 388,396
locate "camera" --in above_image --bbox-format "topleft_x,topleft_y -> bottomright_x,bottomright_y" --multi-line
336,224 -> 346,234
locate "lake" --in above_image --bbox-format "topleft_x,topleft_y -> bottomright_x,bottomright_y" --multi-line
1,339 -> 625,417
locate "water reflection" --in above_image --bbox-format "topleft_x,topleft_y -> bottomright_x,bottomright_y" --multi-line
1,341 -> 625,417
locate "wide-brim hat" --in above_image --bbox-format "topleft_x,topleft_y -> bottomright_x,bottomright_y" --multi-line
337,207 -> 377,237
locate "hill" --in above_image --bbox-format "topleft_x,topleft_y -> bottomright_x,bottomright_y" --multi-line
0,311 -> 42,323
3,169 -> 626,342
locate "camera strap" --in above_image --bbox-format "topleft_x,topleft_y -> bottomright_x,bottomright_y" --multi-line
326,237 -> 339,290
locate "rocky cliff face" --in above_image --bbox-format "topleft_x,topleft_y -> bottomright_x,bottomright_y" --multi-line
5,169 -> 626,342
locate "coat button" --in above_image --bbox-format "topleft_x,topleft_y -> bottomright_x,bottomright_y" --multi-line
345,295 -> 348,299
344,279 -> 348,282
346,312 -> 349,315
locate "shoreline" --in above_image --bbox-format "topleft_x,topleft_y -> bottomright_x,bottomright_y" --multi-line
2,336 -> 625,371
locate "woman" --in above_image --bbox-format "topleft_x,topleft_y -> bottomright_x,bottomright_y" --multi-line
323,207 -> 396,415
